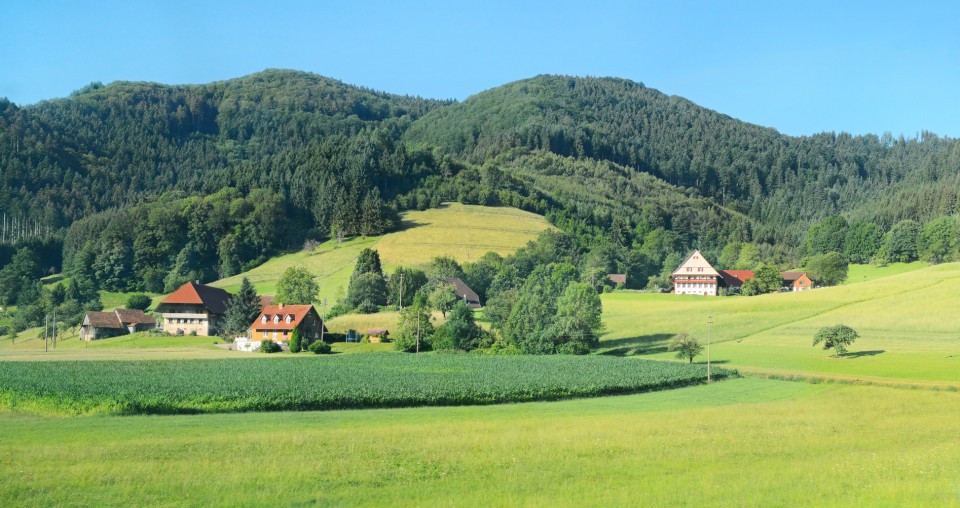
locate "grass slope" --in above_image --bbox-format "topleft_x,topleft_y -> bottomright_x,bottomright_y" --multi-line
0,355 -> 729,415
602,262 -> 960,382
212,203 -> 551,302
4,379 -> 960,506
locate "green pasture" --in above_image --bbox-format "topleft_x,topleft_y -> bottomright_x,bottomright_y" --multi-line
602,262 -> 960,383
844,260 -> 928,284
211,203 -> 550,303
4,379 -> 960,506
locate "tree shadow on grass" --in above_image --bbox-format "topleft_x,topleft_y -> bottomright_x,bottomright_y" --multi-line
599,334 -> 673,357
838,350 -> 885,359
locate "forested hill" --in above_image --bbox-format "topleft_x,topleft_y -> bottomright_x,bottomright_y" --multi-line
1,69 -> 959,253
0,69 -> 450,232
404,75 -> 960,242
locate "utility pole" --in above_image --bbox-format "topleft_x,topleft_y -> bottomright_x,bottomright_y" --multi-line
44,314 -> 48,353
320,298 -> 327,344
398,272 -> 403,311
416,310 -> 421,354
707,315 -> 713,383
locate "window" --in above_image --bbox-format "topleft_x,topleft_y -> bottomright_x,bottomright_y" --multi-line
686,267 -> 692,272
285,315 -> 292,324
698,267 -> 703,272
273,315 -> 280,324
262,331 -> 267,339
261,316 -> 267,324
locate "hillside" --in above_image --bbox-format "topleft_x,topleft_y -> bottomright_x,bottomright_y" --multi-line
405,75 -> 960,242
211,203 -> 552,300
601,262 -> 960,383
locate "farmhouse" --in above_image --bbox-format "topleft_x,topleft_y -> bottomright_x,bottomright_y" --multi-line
718,270 -> 754,290
781,271 -> 813,291
249,303 -> 326,343
156,281 -> 231,336
671,250 -> 721,295
79,308 -> 156,341
444,277 -> 481,308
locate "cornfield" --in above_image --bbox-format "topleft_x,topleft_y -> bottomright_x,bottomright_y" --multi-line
0,354 -> 733,415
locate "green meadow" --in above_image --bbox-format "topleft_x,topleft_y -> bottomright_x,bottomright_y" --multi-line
4,379 -> 960,506
601,262 -> 960,384
211,202 -> 551,303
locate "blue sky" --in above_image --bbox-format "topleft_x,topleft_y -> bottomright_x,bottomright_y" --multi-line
1,0 -> 957,137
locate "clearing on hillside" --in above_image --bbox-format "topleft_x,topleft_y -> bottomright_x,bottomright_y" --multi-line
212,203 -> 551,300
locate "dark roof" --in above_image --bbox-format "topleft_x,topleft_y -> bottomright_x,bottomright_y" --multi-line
719,270 -> 754,287
443,277 -> 481,308
158,281 -> 231,314
83,309 -> 155,329
607,274 -> 627,285
114,308 -> 155,325
365,328 -> 389,336
84,311 -> 123,329
780,271 -> 807,282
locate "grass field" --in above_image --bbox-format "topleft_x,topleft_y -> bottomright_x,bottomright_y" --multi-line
211,203 -> 551,304
844,260 -> 928,284
601,262 -> 960,383
4,378 -> 960,506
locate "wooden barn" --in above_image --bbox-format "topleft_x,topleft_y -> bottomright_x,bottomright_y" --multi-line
444,277 -> 482,308
79,308 -> 156,341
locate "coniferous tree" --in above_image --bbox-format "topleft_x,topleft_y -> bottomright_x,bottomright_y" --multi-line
222,277 -> 261,338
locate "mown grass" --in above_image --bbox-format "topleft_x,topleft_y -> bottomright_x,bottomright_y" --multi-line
0,355 -> 732,416
844,260 -> 928,284
4,379 -> 960,506
211,203 -> 551,303
601,262 -> 960,383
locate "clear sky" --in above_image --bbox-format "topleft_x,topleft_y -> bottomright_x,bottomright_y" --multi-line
1,0 -> 957,137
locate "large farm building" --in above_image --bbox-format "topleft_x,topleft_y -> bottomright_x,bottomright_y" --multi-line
672,250 -> 812,295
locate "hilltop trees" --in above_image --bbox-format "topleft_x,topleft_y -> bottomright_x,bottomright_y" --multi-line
844,223 -> 883,264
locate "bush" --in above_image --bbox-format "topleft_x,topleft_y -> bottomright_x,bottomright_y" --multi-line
259,340 -> 281,353
355,299 -> 378,314
308,340 -> 332,354
125,294 -> 153,311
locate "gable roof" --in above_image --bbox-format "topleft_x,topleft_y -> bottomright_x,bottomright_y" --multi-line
159,281 -> 231,314
84,309 -> 155,329
780,271 -> 809,282
84,311 -> 124,329
671,250 -> 720,277
607,274 -> 627,285
444,277 -> 481,308
719,269 -> 754,286
250,304 -> 324,331
114,308 -> 155,325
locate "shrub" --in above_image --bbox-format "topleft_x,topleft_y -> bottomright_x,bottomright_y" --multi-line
355,299 -> 378,314
125,294 -> 153,311
308,340 -> 332,354
289,328 -> 302,353
259,340 -> 281,353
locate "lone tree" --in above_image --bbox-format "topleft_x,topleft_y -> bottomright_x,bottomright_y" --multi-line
669,333 -> 704,363
428,283 -> 458,318
275,267 -> 318,305
813,324 -> 859,356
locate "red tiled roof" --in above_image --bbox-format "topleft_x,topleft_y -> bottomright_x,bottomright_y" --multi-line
251,304 -> 319,332
719,270 -> 754,286
159,282 -> 231,314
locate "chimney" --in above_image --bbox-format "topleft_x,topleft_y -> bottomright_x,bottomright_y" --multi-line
279,303 -> 284,310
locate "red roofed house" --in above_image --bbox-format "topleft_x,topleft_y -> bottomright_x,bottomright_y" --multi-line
79,308 -> 156,341
156,281 -> 232,336
718,270 -> 754,291
250,303 -> 327,344
671,250 -> 721,296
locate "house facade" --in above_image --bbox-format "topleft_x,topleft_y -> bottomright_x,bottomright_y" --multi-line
781,272 -> 813,291
79,308 -> 156,341
155,281 -> 231,336
671,250 -> 721,296
249,303 -> 326,343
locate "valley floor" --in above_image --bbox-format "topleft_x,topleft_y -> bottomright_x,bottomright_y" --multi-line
2,378 -> 960,506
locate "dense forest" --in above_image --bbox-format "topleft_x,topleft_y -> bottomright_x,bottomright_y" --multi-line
1,69 -> 958,311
